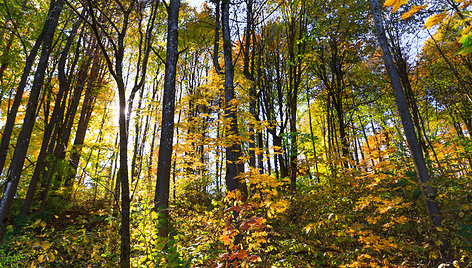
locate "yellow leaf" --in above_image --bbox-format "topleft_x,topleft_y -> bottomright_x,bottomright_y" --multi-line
41,241 -> 51,251
38,255 -> 45,263
384,0 -> 408,12
378,205 -> 392,214
462,25 -> 472,36
392,0 -> 408,12
401,4 -> 427,20
383,0 -> 397,7
424,11 -> 448,29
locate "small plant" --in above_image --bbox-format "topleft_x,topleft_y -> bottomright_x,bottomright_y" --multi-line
0,247 -> 24,268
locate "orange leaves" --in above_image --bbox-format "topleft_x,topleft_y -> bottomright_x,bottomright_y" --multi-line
219,215 -> 265,265
219,229 -> 238,246
383,0 -> 451,32
220,187 -> 268,266
219,249 -> 261,264
229,249 -> 247,261
461,0 -> 472,8
239,217 -> 264,231
226,202 -> 253,213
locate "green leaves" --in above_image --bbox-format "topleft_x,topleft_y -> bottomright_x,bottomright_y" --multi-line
458,31 -> 472,55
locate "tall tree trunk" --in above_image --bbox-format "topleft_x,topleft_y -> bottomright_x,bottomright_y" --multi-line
37,44 -> 94,213
41,40 -> 94,195
243,0 -> 257,185
211,0 -> 221,75
117,78 -> 130,267
19,16 -> 83,218
222,0 -> 247,200
368,0 -> 451,260
154,0 -> 180,239
65,52 -> 102,188
0,0 -> 64,242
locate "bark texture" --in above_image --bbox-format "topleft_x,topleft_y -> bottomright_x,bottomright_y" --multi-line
154,0 -> 180,238
222,0 -> 247,200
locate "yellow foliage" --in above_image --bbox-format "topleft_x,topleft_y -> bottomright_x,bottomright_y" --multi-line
424,11 -> 448,29
401,4 -> 427,20
384,0 -> 408,12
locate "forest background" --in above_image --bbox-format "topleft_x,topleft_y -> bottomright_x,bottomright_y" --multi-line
0,0 -> 471,267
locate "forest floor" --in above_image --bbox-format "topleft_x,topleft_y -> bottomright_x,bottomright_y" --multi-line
1,170 -> 471,267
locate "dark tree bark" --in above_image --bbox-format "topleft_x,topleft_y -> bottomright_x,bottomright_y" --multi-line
154,0 -> 180,239
84,0 -> 137,265
211,0 -> 221,75
65,51 -> 103,188
368,0 -> 451,260
19,15 -> 83,218
37,41 -> 94,214
222,0 -> 247,201
0,0 -> 64,242
243,0 -> 257,174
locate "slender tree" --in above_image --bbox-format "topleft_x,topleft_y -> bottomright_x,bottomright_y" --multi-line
368,0 -> 451,260
81,0 -> 155,265
222,0 -> 247,200
154,0 -> 180,238
19,15 -> 84,218
0,0 -> 64,242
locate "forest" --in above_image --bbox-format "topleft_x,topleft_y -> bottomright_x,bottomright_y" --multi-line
0,0 -> 471,267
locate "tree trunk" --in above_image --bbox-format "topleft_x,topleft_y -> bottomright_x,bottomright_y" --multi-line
0,0 -> 64,242
243,0 -> 257,186
154,0 -> 180,239
65,50 -> 102,188
19,16 -> 83,218
307,87 -> 320,182
222,0 -> 247,200
368,0 -> 451,260
212,0 -> 221,75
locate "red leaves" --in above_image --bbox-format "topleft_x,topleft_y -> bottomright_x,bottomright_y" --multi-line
239,217 -> 264,231
225,202 -> 253,213
220,249 -> 260,263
